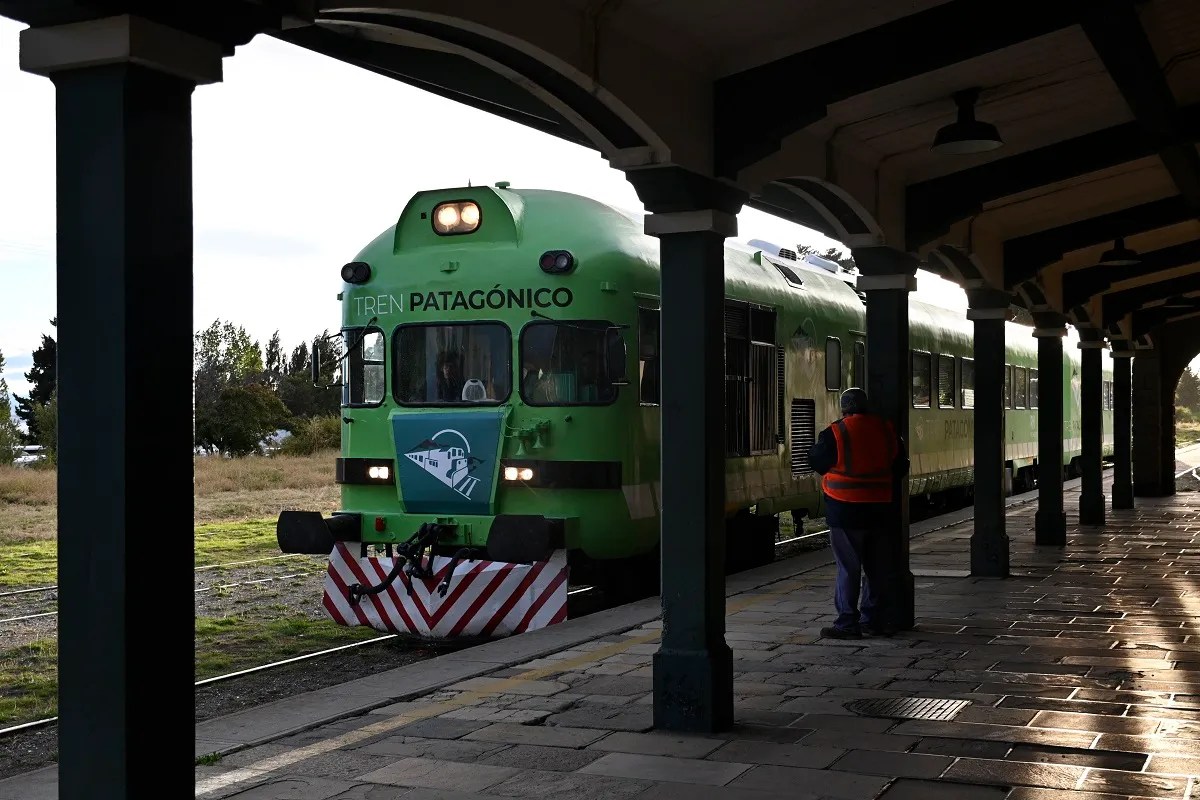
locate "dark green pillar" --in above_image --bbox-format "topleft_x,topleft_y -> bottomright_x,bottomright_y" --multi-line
1078,328 -> 1106,525
1111,342 -> 1134,510
20,17 -> 222,798
1133,349 -> 1171,496
851,247 -> 916,631
1032,313 -> 1067,545
628,168 -> 746,732
967,288 -> 1012,577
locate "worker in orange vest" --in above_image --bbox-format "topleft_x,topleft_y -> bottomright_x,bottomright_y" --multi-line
809,387 -> 908,639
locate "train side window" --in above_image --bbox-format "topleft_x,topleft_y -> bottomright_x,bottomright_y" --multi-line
638,307 -> 660,405
961,357 -> 975,408
1015,366 -> 1027,408
937,354 -> 955,408
852,340 -> 865,387
912,350 -> 932,408
825,337 -> 841,390
1030,369 -> 1039,408
1003,365 -> 1012,408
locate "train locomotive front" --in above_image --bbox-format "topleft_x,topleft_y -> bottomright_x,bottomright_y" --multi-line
277,184 -> 660,638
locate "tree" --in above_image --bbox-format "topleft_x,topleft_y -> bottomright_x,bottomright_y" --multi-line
278,331 -> 340,421
14,318 -> 56,444
264,331 -> 284,390
207,384 -> 291,457
31,390 -> 57,465
1178,367 -> 1200,412
286,341 -> 309,376
193,320 -> 269,453
0,349 -> 21,464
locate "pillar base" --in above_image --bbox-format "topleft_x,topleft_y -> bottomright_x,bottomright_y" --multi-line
970,530 -> 1010,577
652,645 -> 734,732
1034,510 -> 1066,546
1112,483 -> 1134,510
1079,494 -> 1106,526
892,569 -> 915,631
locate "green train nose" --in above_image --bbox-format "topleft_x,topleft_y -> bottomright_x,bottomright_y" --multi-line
390,410 -> 507,515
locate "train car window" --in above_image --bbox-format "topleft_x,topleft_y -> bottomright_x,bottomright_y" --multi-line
852,340 -> 866,387
912,351 -> 932,408
1003,365 -> 1012,408
344,327 -> 386,406
961,357 -> 975,408
1029,369 -> 1039,408
937,354 -> 955,408
1015,366 -> 1028,408
825,338 -> 841,390
638,307 -> 660,405
395,323 -> 511,406
519,320 -> 620,406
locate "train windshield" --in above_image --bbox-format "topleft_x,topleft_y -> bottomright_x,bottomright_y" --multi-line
519,320 -> 621,406
394,323 -> 511,405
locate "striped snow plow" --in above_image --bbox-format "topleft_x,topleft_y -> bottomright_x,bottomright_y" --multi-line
322,542 -> 568,638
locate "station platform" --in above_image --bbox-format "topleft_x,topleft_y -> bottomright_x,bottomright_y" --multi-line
4,475 -> 1199,799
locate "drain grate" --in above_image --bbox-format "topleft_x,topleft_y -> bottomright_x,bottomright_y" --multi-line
845,697 -> 971,721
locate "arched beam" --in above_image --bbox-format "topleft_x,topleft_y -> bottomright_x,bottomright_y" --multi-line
754,177 -> 885,248
312,11 -> 660,161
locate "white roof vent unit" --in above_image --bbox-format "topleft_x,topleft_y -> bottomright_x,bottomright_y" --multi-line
747,239 -> 797,260
801,253 -> 840,273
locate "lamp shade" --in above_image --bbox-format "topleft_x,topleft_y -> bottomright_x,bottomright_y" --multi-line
1099,237 -> 1139,266
932,88 -> 1003,155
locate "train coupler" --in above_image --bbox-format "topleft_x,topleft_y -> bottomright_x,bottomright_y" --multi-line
346,522 -> 448,605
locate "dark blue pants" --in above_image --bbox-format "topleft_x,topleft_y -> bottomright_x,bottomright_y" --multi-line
830,527 -> 889,631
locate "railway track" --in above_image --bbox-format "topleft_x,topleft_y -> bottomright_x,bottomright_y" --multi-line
0,532 -> 829,739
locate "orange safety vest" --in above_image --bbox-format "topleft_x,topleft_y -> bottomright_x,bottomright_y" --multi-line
822,413 -> 899,503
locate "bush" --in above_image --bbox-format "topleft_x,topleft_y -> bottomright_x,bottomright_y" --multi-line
280,415 -> 341,456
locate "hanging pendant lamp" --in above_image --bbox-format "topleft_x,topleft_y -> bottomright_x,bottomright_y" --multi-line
932,87 -> 1004,155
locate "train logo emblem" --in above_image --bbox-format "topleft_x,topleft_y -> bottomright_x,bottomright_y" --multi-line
404,429 -> 484,499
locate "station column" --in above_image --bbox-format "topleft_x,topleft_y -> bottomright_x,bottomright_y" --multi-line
1032,312 -> 1067,545
967,287 -> 1012,577
1110,340 -> 1135,510
19,16 -> 222,798
850,246 -> 916,631
626,166 -> 746,732
1078,327 -> 1107,525
1133,348 -> 1173,496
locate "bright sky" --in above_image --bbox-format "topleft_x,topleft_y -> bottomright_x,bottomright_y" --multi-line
0,16 -> 974,416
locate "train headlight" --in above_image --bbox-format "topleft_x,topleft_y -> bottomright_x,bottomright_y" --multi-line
367,465 -> 390,480
432,201 -> 481,235
503,466 -> 535,482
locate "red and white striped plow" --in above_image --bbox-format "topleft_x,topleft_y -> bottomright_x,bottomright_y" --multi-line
321,543 -> 569,638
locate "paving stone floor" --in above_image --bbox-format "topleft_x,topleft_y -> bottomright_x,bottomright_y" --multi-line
193,489 -> 1200,799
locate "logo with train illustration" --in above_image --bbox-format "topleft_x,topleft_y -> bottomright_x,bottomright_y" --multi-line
404,429 -> 485,499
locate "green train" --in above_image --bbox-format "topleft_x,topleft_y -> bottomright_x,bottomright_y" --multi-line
277,183 -> 1113,634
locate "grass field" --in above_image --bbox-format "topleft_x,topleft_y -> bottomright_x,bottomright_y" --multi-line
0,450 -> 378,726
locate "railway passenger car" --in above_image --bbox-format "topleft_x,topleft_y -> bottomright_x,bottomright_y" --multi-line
277,183 -> 1114,636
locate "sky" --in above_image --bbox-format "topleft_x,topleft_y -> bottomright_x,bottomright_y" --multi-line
0,16 -> 975,421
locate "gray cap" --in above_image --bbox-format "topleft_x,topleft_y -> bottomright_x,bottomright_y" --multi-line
840,387 -> 869,414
